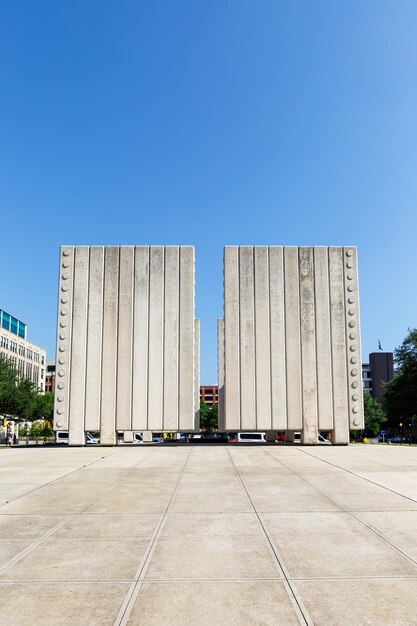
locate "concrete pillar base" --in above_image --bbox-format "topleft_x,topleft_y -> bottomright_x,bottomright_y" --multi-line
123,431 -> 133,443
284,431 -> 294,443
302,428 -> 318,445
142,430 -> 152,442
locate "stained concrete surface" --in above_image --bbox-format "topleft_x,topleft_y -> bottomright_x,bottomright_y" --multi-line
1,445 -> 417,625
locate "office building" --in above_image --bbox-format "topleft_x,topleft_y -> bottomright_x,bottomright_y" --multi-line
362,352 -> 394,399
0,309 -> 46,391
200,385 -> 219,406
45,361 -> 56,393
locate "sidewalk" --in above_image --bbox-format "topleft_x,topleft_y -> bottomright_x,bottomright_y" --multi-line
0,445 -> 417,624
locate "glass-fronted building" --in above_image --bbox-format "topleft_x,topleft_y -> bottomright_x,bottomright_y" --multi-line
0,309 -> 45,391
0,310 -> 27,340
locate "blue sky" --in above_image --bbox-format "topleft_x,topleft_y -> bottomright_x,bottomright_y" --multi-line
1,1 -> 417,383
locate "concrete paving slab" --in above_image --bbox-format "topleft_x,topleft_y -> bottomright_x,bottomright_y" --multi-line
330,491 -> 417,512
264,511 -> 417,578
0,582 -> 129,626
54,513 -> 161,540
86,495 -> 173,514
356,511 -> 417,561
59,467 -> 180,485
243,475 -> 316,494
128,581 -> 300,625
0,539 -> 38,569
1,538 -> 149,581
295,578 -> 417,626
168,491 -> 253,513
144,537 -> 281,580
1,490 -> 99,515
251,492 -> 340,512
1,445 -> 417,625
160,512 -> 263,538
0,514 -> 65,538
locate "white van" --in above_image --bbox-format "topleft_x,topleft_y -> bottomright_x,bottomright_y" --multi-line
133,433 -> 144,444
236,432 -> 267,443
56,431 -> 69,444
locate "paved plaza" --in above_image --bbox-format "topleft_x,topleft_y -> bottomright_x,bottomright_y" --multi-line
1,444 -> 417,625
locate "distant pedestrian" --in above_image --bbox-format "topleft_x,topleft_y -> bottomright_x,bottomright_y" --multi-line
7,432 -> 13,446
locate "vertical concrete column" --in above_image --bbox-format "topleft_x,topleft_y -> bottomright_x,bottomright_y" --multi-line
254,247 -> 272,430
54,246 -> 75,432
344,247 -> 364,430
148,247 -> 164,431
224,247 -> 240,430
194,319 -> 200,431
299,247 -> 318,445
269,247 -> 287,431
85,246 -> 104,432
163,246 -> 179,431
68,247 -> 90,446
314,247 -> 334,432
116,247 -> 134,431
329,247 -> 349,444
239,247 -> 256,430
100,247 -> 120,445
284,247 -> 302,431
132,247 -> 149,430
217,318 -> 225,431
179,247 -> 195,430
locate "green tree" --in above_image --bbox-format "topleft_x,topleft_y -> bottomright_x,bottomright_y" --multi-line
13,378 -> 37,421
363,392 -> 386,437
383,329 -> 417,425
30,393 -> 54,422
199,401 -> 218,433
0,354 -> 46,423
0,355 -> 19,416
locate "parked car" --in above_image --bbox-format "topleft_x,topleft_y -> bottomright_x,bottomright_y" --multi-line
86,432 -> 99,444
55,431 -> 68,444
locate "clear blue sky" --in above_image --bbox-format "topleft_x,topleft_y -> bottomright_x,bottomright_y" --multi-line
1,1 -> 417,383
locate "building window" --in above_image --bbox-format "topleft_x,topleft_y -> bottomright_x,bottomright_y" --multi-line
1,312 -> 10,331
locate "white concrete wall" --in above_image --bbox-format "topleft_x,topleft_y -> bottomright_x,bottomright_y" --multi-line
54,245 -> 198,444
222,246 -> 364,443
217,318 -> 225,432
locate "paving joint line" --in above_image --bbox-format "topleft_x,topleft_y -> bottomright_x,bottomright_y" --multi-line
225,446 -> 313,626
262,447 -> 417,571
294,447 -> 417,504
0,448 -> 120,509
0,449 -> 157,577
3,573 -> 417,585
114,447 -> 194,626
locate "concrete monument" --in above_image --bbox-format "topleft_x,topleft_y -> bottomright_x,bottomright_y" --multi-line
219,246 -> 363,444
54,246 -> 199,445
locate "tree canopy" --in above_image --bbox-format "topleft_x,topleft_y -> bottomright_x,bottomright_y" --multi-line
383,328 -> 417,424
199,401 -> 218,433
0,355 -> 53,422
363,392 -> 386,437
